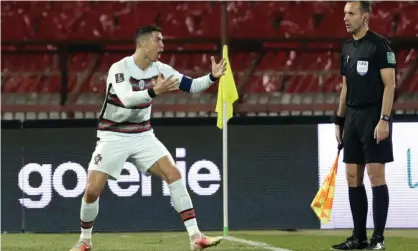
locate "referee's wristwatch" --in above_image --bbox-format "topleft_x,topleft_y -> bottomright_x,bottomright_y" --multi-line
380,114 -> 391,122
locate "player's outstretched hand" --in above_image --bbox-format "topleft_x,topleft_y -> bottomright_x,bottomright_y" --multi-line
153,74 -> 179,95
211,56 -> 227,78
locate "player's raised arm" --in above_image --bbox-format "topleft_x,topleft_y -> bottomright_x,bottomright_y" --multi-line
157,56 -> 227,93
109,62 -> 179,107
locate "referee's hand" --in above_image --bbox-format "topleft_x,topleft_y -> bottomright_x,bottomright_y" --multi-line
374,120 -> 389,144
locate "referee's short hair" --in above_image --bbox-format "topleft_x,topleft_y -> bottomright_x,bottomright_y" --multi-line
348,1 -> 372,14
135,25 -> 162,42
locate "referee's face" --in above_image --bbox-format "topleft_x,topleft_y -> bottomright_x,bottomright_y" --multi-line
344,2 -> 368,33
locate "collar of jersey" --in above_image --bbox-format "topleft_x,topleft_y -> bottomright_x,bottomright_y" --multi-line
129,55 -> 155,72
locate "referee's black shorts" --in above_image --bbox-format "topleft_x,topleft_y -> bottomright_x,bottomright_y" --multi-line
342,106 -> 394,164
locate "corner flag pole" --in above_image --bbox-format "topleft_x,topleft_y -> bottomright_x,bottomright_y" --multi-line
216,46 -> 238,238
222,101 -> 229,237
220,1 -> 229,237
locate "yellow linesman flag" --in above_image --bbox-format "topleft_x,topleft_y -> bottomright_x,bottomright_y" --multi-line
310,150 -> 341,223
215,45 -> 239,129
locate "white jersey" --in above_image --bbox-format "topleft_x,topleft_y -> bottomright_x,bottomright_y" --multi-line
97,55 -> 215,138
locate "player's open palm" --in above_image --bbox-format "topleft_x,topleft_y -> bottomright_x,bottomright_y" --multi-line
154,74 -> 179,95
211,56 -> 227,78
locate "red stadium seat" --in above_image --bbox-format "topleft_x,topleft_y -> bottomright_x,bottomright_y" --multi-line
2,1 -> 416,41
1,1 -> 417,106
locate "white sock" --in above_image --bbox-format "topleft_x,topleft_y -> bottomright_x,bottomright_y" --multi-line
80,197 -> 99,240
168,179 -> 200,237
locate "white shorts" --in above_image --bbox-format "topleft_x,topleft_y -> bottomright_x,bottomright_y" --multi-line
88,130 -> 172,180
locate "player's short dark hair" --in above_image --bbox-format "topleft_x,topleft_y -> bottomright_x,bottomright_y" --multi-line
348,1 -> 372,13
135,25 -> 162,42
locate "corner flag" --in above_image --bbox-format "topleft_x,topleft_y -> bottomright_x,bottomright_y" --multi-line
310,147 -> 341,223
215,45 -> 239,129
216,45 -> 238,237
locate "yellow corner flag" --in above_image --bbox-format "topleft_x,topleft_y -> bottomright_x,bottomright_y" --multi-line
310,148 -> 342,223
215,45 -> 239,129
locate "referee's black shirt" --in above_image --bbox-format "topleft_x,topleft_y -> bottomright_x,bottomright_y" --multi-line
340,30 -> 396,109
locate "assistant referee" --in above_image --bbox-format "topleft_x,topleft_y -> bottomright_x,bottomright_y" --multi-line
332,1 -> 396,250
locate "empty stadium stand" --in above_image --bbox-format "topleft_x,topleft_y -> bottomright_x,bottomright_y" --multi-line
2,1 -> 418,119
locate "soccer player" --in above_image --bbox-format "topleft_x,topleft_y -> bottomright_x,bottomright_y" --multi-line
70,25 -> 226,251
332,1 -> 396,250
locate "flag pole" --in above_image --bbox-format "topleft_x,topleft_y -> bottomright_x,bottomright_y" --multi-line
220,0 -> 229,237
222,101 -> 229,237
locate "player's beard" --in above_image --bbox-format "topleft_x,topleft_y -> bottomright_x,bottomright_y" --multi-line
143,51 -> 156,63
146,50 -> 159,62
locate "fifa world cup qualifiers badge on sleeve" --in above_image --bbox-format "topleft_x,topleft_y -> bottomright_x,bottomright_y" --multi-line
115,73 -> 124,83
93,154 -> 102,165
387,52 -> 396,64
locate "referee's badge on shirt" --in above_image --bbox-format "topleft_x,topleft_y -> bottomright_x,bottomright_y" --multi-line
356,60 -> 368,76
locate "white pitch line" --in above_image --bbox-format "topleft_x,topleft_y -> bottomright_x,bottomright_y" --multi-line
224,236 -> 293,251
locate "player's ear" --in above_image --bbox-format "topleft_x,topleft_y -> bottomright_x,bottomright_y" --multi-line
138,35 -> 148,48
141,38 -> 147,49
137,39 -> 143,48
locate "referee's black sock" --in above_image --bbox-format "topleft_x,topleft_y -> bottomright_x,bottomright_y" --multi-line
372,184 -> 389,238
349,185 -> 368,241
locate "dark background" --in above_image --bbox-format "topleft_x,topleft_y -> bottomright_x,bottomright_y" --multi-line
1,118 -> 320,233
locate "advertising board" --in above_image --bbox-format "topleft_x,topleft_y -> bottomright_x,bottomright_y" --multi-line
318,122 -> 418,229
